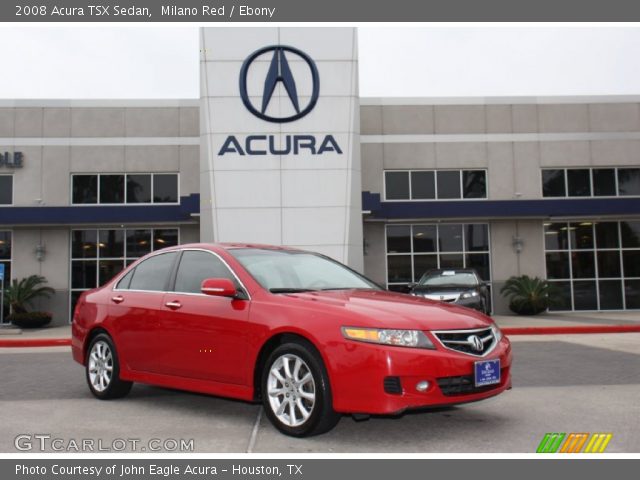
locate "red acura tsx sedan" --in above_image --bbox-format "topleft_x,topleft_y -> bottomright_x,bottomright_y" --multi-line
72,244 -> 512,437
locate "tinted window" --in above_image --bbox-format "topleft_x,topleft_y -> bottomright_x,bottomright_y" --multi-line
72,175 -> 97,204
462,170 -> 487,199
71,261 -> 97,289
127,174 -> 152,203
386,225 -> 411,253
412,225 -> 437,253
438,224 -> 463,252
116,269 -> 135,290
0,176 -> 12,204
99,175 -> 125,204
129,252 -> 176,292
0,231 -> 11,259
595,222 -> 619,249
593,169 -> 616,196
567,169 -> 591,197
385,172 -> 410,200
410,171 -> 435,199
465,224 -> 489,251
153,174 -> 178,203
126,229 -> 152,258
71,230 -> 97,258
436,171 -> 461,199
618,168 -> 640,196
99,230 -> 124,258
542,170 -> 566,197
153,229 -> 179,250
174,251 -> 237,294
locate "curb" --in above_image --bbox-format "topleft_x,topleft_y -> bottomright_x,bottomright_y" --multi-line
502,325 -> 640,335
0,338 -> 71,348
2,325 -> 640,347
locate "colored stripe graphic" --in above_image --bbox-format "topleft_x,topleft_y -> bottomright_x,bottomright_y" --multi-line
584,433 -> 613,453
538,433 -> 612,453
561,433 -> 589,453
536,433 -> 565,453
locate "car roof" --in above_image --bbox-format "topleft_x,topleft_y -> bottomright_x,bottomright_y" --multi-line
163,242 -> 304,252
425,268 -> 479,275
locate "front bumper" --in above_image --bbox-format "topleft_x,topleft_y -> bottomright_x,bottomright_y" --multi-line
327,335 -> 512,415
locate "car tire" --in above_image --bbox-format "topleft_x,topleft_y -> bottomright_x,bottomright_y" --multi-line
261,341 -> 340,437
85,333 -> 132,400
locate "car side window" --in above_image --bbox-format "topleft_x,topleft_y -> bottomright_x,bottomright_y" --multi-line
128,252 -> 177,292
116,269 -> 135,290
174,250 -> 238,294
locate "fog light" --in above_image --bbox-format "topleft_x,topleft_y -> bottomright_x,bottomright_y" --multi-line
416,380 -> 430,392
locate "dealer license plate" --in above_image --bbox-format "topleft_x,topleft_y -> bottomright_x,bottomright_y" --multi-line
474,358 -> 501,387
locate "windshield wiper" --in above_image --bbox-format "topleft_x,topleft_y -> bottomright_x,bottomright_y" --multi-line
269,288 -> 317,294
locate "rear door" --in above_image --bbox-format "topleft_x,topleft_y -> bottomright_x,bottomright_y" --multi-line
157,249 -> 251,384
108,251 -> 178,373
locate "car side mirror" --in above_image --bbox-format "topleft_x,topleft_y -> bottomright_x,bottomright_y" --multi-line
201,278 -> 237,298
403,283 -> 417,293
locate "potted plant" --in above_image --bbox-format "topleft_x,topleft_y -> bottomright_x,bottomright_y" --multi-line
4,275 -> 55,328
500,275 -> 558,315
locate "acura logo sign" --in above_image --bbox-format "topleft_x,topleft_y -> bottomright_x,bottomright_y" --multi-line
219,44 -> 342,157
239,45 -> 320,123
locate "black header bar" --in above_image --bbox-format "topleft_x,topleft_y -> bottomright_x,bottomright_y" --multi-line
5,0 -> 640,22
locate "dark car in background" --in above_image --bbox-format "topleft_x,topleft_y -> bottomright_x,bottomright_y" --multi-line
409,269 -> 491,315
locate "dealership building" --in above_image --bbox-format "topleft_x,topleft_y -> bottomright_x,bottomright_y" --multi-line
1,27 -> 640,325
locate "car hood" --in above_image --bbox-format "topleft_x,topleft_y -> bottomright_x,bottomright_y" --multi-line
411,285 -> 478,293
281,289 -> 491,330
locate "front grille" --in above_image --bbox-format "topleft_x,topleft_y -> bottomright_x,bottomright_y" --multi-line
433,327 -> 496,357
383,376 -> 403,394
437,372 -> 503,396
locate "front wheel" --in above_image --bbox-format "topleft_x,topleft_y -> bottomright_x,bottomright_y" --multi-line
86,333 -> 132,400
262,341 -> 340,437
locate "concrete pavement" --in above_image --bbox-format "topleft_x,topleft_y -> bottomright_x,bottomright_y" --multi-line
0,333 -> 638,453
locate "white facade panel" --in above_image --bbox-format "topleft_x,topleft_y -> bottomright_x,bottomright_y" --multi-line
200,27 -> 364,269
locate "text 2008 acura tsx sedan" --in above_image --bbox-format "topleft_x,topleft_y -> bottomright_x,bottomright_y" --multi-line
72,244 -> 512,437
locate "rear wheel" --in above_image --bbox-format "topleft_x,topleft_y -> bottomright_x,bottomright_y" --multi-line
262,341 -> 340,437
86,333 -> 132,400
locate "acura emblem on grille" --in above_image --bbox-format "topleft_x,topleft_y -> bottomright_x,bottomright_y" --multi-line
468,335 -> 484,352
433,327 -> 496,357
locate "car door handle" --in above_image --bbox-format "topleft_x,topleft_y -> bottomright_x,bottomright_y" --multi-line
111,296 -> 124,304
165,301 -> 182,310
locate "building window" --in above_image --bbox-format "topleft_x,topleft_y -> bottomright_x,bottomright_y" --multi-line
384,170 -> 487,201
71,173 -> 179,205
70,228 -> 179,318
0,175 -> 13,205
544,221 -> 640,311
542,167 -> 640,198
386,223 -> 491,291
0,231 -> 11,318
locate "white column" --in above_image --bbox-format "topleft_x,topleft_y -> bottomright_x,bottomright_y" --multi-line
200,27 -> 363,270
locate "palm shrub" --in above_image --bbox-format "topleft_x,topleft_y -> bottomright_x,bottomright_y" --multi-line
500,275 -> 558,315
4,275 -> 55,328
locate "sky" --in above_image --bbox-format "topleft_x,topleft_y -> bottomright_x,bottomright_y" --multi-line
0,26 -> 640,98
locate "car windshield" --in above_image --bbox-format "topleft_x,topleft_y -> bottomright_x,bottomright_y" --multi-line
229,248 -> 380,292
419,271 -> 478,287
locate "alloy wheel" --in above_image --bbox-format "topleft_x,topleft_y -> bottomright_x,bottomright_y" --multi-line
266,353 -> 316,427
88,340 -> 113,392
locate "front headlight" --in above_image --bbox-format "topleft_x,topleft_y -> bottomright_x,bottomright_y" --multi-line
491,324 -> 503,342
460,290 -> 479,299
342,327 -> 435,349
